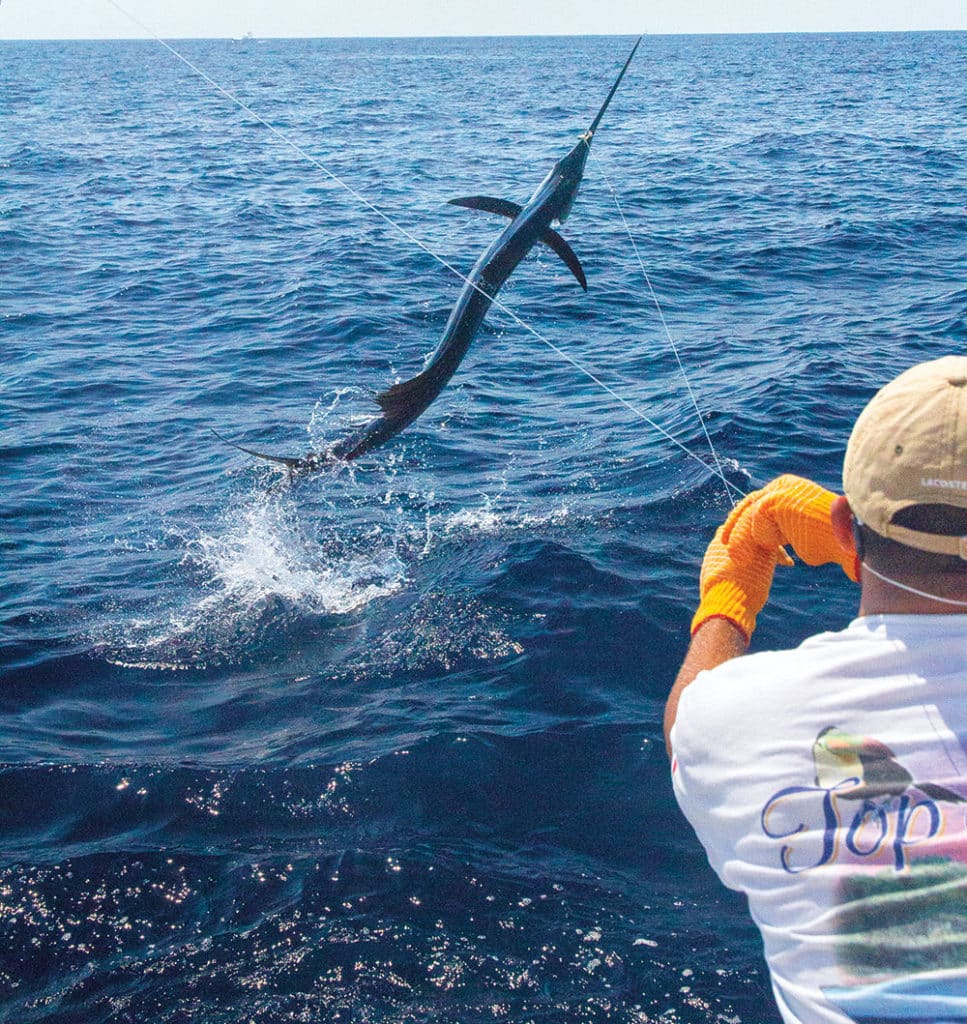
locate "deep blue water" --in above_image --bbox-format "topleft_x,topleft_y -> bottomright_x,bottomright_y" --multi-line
2,30 -> 965,1022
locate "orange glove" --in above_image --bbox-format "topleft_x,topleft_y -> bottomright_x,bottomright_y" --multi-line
692,475 -> 860,642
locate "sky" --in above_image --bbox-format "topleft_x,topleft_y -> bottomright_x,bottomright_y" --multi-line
1,0 -> 965,40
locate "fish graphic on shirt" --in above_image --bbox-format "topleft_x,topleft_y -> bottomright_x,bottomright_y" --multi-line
812,726 -> 966,804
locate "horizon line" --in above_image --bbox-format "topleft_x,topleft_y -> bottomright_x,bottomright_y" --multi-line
2,27 -> 965,42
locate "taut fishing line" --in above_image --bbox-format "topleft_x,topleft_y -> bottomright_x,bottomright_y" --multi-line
590,152 -> 740,506
108,0 -> 740,496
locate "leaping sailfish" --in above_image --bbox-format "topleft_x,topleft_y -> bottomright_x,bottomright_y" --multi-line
226,37 -> 641,473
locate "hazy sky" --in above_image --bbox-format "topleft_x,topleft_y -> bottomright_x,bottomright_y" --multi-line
2,0 -> 966,40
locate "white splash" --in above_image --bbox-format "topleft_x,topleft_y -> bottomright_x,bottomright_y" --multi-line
100,491 -> 407,670
189,497 -> 403,616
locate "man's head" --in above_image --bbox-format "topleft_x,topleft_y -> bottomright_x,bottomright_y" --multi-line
835,356 -> 967,606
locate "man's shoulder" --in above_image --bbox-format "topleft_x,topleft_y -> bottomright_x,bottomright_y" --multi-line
676,613 -> 962,746
691,621 -> 860,687
674,621 -> 878,743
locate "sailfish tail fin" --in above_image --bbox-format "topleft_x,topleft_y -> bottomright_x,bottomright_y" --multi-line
210,428 -> 307,470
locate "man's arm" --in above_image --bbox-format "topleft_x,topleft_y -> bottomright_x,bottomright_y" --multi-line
663,618 -> 747,756
664,476 -> 859,760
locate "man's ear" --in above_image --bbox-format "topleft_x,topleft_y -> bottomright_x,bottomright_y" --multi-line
830,495 -> 858,563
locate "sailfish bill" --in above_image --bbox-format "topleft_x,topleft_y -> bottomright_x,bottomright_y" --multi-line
225,36 -> 641,473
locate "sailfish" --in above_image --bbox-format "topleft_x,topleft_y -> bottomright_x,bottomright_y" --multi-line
227,37 -> 641,473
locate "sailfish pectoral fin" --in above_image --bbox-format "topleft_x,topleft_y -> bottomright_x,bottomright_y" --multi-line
448,196 -> 523,219
539,227 -> 587,290
447,196 -> 587,290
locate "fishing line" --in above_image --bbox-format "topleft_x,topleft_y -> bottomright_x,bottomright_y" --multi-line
590,151 -> 740,506
107,0 -> 739,492
106,0 -> 461,276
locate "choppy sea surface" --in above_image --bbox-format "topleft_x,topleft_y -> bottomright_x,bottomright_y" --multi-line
2,30 -> 966,1023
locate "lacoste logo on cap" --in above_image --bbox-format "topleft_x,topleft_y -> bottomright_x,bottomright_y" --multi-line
922,478 -> 967,491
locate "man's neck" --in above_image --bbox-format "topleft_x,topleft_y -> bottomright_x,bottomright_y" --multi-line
858,564 -> 967,616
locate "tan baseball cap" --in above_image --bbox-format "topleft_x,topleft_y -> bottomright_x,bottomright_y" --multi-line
843,355 -> 967,560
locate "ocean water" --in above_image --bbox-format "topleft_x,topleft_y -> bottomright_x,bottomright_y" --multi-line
2,30 -> 966,1023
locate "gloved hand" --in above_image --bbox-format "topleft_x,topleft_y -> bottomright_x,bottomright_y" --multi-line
692,475 -> 859,641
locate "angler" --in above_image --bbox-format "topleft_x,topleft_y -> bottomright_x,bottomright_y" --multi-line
230,37 -> 641,472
